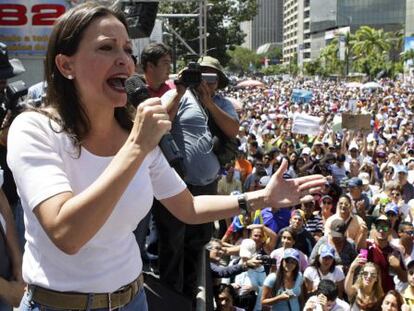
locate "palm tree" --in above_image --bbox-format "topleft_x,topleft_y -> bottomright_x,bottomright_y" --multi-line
352,26 -> 391,59
343,31 -> 354,76
402,48 -> 414,63
351,26 -> 392,79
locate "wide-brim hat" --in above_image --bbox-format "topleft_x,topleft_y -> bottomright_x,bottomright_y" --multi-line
197,56 -> 229,89
0,42 -> 25,80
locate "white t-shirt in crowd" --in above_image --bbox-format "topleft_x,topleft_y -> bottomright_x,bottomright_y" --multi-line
303,266 -> 345,291
7,112 -> 186,293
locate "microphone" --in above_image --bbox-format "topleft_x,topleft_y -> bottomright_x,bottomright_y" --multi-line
125,75 -> 186,177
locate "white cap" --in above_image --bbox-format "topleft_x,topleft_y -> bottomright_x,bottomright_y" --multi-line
349,142 -> 359,151
358,172 -> 370,185
367,133 -> 375,143
301,147 -> 311,156
259,176 -> 271,187
239,238 -> 257,259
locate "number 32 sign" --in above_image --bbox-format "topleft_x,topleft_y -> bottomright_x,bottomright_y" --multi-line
0,3 -> 66,26
0,1 -> 69,56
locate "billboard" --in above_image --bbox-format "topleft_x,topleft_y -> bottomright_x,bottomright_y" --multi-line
0,1 -> 76,57
404,36 -> 414,67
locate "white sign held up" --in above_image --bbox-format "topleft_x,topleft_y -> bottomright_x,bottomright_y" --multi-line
292,113 -> 321,135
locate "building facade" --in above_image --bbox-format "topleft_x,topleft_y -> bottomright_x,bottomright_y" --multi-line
308,0 -> 406,62
282,0 -> 310,64
242,0 -> 283,51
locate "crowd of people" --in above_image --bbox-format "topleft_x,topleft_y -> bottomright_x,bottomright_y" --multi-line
2,2 -> 414,311
0,2 -> 325,311
207,71 -> 414,310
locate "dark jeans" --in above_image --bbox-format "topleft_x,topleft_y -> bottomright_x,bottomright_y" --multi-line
153,180 -> 217,298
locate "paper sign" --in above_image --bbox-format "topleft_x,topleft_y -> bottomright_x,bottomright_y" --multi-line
292,113 -> 321,135
342,114 -> 371,130
332,115 -> 342,133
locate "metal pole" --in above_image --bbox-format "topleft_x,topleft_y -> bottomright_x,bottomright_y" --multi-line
199,0 -> 203,56
204,0 -> 208,55
172,33 -> 177,73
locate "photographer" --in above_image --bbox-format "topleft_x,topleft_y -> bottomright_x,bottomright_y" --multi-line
0,42 -> 25,310
154,56 -> 239,299
0,43 -> 26,250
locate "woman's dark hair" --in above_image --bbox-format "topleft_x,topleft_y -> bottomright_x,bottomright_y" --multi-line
278,227 -> 297,244
382,290 -> 403,309
317,279 -> 338,301
274,257 -> 299,293
44,2 -> 134,152
312,253 -> 336,273
214,283 -> 237,308
338,194 -> 352,204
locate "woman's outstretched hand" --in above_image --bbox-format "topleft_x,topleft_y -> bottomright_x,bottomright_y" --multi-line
263,158 -> 326,209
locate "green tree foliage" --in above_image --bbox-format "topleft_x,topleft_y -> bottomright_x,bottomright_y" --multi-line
227,46 -> 260,73
402,48 -> 414,63
159,1 -> 257,66
351,26 -> 392,79
303,59 -> 325,76
319,38 -> 344,75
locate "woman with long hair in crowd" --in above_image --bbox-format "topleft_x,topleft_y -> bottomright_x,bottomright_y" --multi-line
261,248 -> 303,311
303,244 -> 345,299
214,284 -> 246,311
345,257 -> 384,311
270,227 -> 308,273
7,3 -> 326,310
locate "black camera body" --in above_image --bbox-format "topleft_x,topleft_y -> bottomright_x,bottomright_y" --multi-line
0,80 -> 28,128
179,62 -> 202,88
256,254 -> 276,266
178,62 -> 218,88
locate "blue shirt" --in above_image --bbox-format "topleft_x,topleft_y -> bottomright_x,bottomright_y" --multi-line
261,208 -> 291,233
263,272 -> 303,311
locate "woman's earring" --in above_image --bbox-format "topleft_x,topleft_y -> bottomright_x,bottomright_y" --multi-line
67,75 -> 74,80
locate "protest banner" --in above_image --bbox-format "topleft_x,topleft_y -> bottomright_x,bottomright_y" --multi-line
342,113 -> 371,130
292,113 -> 321,135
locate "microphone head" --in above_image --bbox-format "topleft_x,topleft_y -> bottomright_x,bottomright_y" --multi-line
125,74 -> 149,107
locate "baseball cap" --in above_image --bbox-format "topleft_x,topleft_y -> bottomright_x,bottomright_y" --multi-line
291,209 -> 304,220
321,194 -> 333,202
348,177 -> 363,188
376,151 -> 386,158
283,248 -> 300,263
318,244 -> 335,258
330,219 -> 346,238
358,172 -> 370,186
396,165 -> 408,175
405,256 -> 414,269
239,238 -> 257,259
375,214 -> 391,226
384,202 -> 399,215
301,147 -> 311,156
259,175 -> 271,187
348,142 -> 359,151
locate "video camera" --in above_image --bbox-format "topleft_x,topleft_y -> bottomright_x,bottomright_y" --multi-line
0,80 -> 28,128
256,254 -> 276,266
177,62 -> 218,88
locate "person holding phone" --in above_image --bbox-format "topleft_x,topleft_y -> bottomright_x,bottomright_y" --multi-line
345,259 -> 384,311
